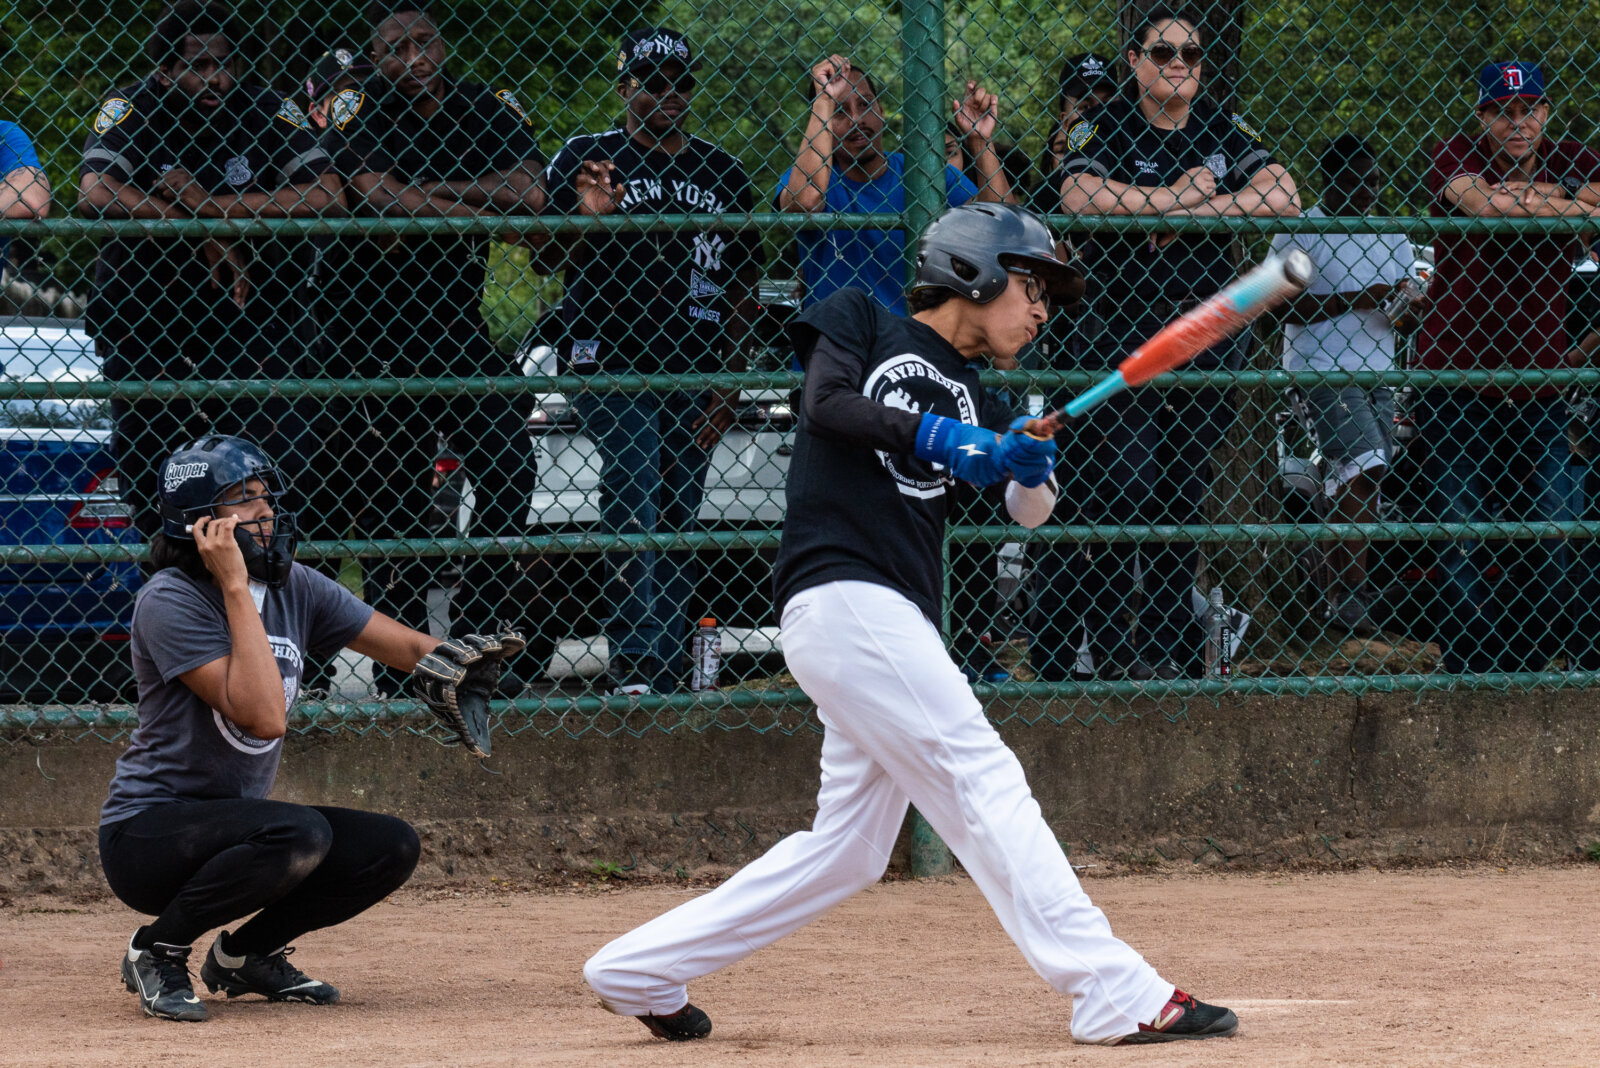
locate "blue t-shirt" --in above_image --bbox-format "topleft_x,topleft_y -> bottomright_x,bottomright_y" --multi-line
776,152 -> 977,317
0,121 -> 42,270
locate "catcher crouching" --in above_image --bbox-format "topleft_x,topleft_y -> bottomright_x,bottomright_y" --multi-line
98,434 -> 521,1023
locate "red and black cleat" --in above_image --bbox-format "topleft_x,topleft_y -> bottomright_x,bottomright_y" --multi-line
1115,989 -> 1238,1044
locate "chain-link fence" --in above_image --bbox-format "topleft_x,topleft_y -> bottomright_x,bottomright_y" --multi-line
5,0 -> 1600,744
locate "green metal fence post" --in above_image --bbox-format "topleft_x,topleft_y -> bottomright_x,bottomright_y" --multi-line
902,0 -> 955,880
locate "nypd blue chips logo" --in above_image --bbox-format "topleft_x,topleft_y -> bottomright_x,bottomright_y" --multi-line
1229,113 -> 1262,142
1065,120 -> 1096,152
331,89 -> 365,131
93,97 -> 132,134
495,89 -> 533,127
275,98 -> 310,130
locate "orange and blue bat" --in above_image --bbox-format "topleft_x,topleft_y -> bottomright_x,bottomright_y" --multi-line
1024,249 -> 1315,437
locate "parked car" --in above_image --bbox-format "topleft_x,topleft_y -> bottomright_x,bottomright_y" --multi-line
0,317 -> 141,702
507,283 -> 800,666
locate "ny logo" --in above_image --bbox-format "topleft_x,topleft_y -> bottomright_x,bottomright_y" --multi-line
1505,66 -> 1524,91
692,233 -> 726,270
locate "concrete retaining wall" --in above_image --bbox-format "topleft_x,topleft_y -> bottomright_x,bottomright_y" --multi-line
4,689 -> 1599,900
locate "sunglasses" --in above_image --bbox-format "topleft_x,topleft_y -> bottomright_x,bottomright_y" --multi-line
1142,44 -> 1204,67
632,71 -> 696,95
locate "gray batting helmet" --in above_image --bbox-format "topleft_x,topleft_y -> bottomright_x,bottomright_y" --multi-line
911,202 -> 1085,305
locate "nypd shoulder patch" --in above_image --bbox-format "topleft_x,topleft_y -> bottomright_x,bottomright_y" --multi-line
1229,113 -> 1262,142
92,97 -> 132,135
495,88 -> 533,127
1065,120 -> 1097,153
275,97 -> 310,130
331,89 -> 365,131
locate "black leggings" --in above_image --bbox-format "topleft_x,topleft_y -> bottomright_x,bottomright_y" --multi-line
99,800 -> 420,953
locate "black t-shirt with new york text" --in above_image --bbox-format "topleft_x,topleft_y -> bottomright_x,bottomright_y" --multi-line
545,128 -> 763,375
772,289 -> 1013,624
1056,98 -> 1278,354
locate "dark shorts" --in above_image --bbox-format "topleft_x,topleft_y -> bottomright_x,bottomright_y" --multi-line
1304,385 -> 1394,486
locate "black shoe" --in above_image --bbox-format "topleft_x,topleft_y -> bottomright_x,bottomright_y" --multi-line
605,655 -> 658,697
637,1003 -> 712,1041
1114,989 -> 1238,1044
1332,594 -> 1382,638
122,933 -> 207,1022
1113,658 -> 1156,681
200,932 -> 340,1004
1149,658 -> 1184,681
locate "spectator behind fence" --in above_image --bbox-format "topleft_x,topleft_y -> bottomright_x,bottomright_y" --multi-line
301,46 -> 373,132
78,0 -> 338,537
1038,7 -> 1300,681
0,120 -> 50,280
777,55 -> 1012,317
317,2 -> 549,695
543,27 -> 764,696
1270,135 -> 1426,638
1034,52 -> 1117,217
1415,61 -> 1600,674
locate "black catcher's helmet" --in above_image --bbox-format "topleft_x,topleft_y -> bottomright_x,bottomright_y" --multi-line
157,435 -> 299,589
911,202 -> 1085,305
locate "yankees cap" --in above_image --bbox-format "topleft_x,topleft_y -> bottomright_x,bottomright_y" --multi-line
1476,61 -> 1545,106
615,27 -> 702,76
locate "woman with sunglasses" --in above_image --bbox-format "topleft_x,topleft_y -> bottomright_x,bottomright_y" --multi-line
1034,6 -> 1300,683
99,434 -> 511,1022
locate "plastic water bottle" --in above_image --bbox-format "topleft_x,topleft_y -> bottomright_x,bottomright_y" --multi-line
1204,586 -> 1232,678
691,617 -> 721,691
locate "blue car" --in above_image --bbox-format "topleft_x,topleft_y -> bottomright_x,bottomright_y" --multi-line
1,317 -> 141,703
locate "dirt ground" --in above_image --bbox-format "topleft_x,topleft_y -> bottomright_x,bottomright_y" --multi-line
2,867 -> 1595,1067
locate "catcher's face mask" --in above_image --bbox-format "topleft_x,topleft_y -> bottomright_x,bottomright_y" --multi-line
211,477 -> 299,589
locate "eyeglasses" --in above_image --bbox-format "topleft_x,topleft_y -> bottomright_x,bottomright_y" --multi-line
632,71 -> 696,95
1143,44 -> 1204,67
1010,270 -> 1052,311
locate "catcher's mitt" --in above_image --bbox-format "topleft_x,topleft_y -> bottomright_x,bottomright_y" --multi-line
410,631 -> 526,757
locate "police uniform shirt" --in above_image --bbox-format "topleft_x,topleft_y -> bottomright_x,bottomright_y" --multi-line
771,288 -> 1014,625
1057,98 -> 1278,343
545,128 -> 764,375
80,77 -> 332,332
320,76 -> 544,308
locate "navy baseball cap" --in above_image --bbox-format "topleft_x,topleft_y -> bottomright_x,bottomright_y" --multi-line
1476,61 -> 1545,106
615,28 -> 702,77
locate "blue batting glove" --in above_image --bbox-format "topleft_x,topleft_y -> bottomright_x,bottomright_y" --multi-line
995,417 -> 1058,488
913,413 -> 1006,487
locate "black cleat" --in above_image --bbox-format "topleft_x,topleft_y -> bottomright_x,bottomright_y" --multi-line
1114,989 -> 1238,1044
121,934 -> 207,1022
637,1003 -> 712,1041
200,931 -> 340,1004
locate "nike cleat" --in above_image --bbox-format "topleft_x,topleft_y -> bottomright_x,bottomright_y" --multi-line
200,931 -> 340,1004
121,933 -> 207,1022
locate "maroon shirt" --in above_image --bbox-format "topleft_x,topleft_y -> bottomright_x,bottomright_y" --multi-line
1416,133 -> 1600,398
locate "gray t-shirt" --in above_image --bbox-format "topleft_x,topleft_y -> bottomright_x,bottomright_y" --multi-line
100,564 -> 374,825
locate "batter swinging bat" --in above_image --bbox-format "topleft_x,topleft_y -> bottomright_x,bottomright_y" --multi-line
1022,248 -> 1315,438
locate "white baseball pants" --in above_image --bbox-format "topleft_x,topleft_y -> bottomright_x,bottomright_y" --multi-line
584,579 -> 1174,1043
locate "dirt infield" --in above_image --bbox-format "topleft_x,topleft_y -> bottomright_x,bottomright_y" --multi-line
2,867 -> 1594,1067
